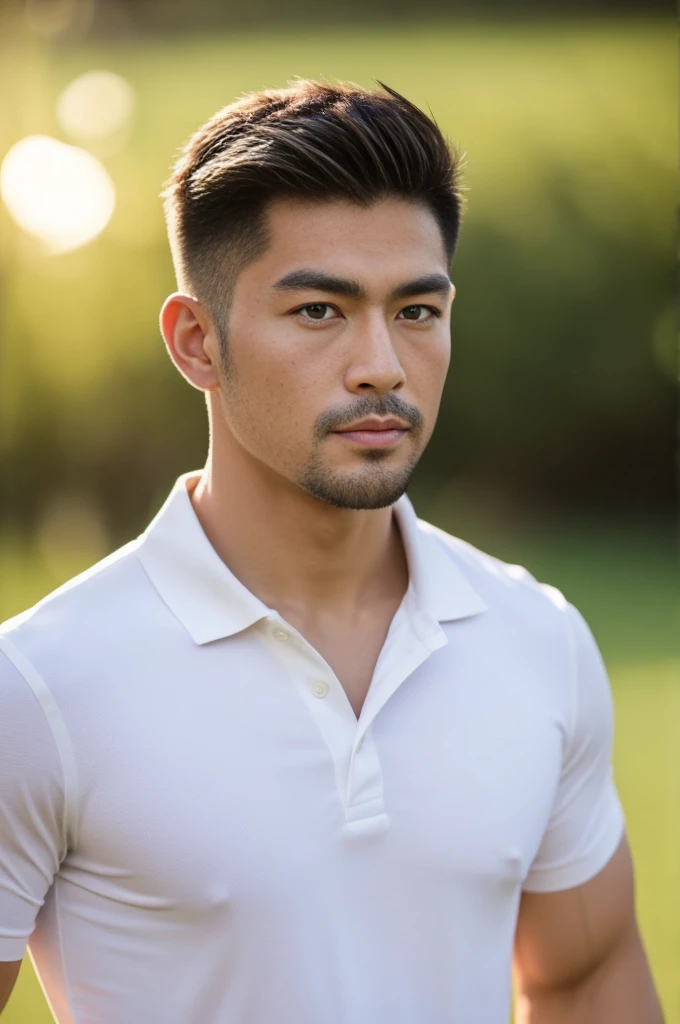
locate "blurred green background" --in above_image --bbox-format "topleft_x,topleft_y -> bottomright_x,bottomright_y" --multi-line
0,0 -> 677,1020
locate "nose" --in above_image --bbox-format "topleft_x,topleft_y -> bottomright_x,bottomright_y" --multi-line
344,312 -> 406,395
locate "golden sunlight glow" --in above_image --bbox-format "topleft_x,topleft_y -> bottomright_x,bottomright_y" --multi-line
57,70 -> 135,140
0,136 -> 116,254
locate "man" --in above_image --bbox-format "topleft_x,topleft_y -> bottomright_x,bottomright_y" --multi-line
0,80 -> 663,1023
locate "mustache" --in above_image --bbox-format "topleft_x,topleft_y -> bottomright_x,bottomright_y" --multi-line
314,394 -> 424,440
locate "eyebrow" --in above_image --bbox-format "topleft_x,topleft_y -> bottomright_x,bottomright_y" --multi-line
272,269 -> 453,302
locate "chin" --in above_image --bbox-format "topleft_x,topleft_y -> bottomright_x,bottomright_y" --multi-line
298,459 -> 415,511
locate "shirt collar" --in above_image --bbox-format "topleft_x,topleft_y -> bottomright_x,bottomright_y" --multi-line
135,470 -> 488,646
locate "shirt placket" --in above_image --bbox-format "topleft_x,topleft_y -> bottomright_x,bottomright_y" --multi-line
261,608 -> 448,834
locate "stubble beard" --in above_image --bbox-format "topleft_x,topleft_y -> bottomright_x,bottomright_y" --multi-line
215,326 -> 426,510
298,444 -> 422,510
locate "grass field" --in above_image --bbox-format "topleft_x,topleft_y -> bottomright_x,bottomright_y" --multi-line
1,510 -> 678,1023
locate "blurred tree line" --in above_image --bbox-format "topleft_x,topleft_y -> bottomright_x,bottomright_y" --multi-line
22,0 -> 673,39
0,12 -> 675,551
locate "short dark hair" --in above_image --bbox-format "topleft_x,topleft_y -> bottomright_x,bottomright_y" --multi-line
162,78 -> 466,332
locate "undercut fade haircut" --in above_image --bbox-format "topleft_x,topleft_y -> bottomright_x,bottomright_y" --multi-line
162,78 -> 466,353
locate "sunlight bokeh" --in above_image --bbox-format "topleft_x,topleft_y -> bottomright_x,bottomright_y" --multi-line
0,135 -> 115,253
57,70 -> 135,140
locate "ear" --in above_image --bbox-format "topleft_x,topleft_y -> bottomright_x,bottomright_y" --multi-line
159,293 -> 220,392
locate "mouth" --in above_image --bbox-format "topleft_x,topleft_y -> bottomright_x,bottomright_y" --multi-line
329,423 -> 409,448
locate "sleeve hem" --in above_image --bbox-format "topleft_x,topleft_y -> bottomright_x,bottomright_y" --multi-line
0,936 -> 29,961
521,809 -> 625,894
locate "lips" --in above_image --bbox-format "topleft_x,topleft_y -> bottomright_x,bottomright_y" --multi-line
334,417 -> 410,433
331,417 -> 410,449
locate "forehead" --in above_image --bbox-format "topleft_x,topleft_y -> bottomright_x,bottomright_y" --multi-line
254,196 -> 449,287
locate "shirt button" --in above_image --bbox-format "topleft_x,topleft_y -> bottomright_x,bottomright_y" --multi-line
272,628 -> 290,642
311,681 -> 330,699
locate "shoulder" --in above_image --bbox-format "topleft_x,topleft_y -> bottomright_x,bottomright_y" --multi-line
415,515 -> 614,717
0,537 -> 150,683
415,514 -> 569,631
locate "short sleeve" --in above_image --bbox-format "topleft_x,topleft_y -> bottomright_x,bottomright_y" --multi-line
522,601 -> 626,893
0,644 -> 68,960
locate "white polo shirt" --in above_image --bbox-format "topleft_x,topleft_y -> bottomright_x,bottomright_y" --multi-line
0,470 -> 625,1024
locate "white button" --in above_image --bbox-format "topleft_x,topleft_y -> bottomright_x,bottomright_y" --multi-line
272,628 -> 289,642
311,680 -> 330,699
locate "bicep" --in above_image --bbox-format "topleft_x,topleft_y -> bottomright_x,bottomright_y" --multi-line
0,960 -> 22,1015
514,830 -> 637,993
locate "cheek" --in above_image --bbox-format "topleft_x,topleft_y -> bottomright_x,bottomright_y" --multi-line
219,330 -> 319,465
429,331 -> 452,374
406,338 -> 450,402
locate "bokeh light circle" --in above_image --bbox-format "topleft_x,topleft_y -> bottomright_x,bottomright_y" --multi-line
0,135 -> 116,253
57,70 -> 135,140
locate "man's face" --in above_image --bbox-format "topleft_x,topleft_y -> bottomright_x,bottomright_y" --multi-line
213,196 -> 454,510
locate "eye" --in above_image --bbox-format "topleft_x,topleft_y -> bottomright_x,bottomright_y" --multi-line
293,303 -> 339,322
398,304 -> 441,323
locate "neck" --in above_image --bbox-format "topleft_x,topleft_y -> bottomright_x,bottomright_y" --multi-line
188,441 -> 409,623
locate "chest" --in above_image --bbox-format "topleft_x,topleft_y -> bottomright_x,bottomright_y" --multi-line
67,632 -> 566,918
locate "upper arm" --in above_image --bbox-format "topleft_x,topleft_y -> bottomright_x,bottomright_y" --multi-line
0,960 -> 22,1015
0,642 -> 67,964
514,830 -> 638,993
515,597 -> 632,988
521,600 -> 626,895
